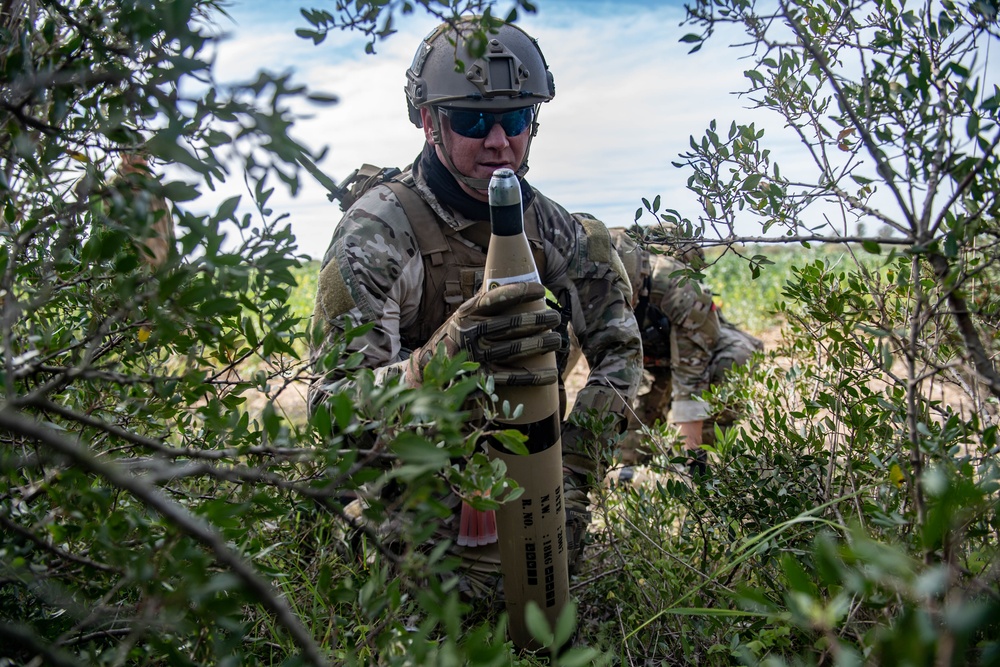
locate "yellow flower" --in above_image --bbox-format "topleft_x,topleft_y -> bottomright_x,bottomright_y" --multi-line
889,463 -> 904,487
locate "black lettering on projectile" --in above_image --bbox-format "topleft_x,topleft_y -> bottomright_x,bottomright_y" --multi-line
543,538 -> 555,607
525,542 -> 537,585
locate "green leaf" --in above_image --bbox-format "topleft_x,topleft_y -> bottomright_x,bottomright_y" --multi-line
881,340 -> 893,372
391,432 -> 450,467
966,112 -> 980,139
559,647 -> 611,667
295,28 -> 326,45
704,198 -> 717,218
781,553 -> 816,595
744,69 -> 765,86
306,92 -> 339,105
944,232 -> 959,257
861,240 -> 882,254
553,598 -> 578,650
162,180 -> 200,202
214,195 -> 241,222
524,601 -> 554,646
493,429 -> 530,456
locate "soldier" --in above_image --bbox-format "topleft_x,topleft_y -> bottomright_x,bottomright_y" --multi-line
309,19 -> 642,599
603,221 -> 763,476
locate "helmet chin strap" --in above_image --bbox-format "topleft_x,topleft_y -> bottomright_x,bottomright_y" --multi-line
428,107 -> 539,194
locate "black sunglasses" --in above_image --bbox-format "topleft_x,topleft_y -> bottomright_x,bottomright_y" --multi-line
439,107 -> 535,139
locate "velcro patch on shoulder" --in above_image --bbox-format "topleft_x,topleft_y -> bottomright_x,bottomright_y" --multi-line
575,214 -> 612,264
313,259 -> 357,330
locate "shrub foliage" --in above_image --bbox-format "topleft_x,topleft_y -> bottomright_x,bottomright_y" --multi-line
619,0 -> 1000,663
2,0 -> 999,665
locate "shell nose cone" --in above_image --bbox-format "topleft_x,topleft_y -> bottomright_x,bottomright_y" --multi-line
488,168 -> 521,207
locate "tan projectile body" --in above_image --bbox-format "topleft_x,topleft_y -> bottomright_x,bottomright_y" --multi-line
483,168 -> 570,650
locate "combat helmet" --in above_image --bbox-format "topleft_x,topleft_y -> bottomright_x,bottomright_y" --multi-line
404,18 -> 555,190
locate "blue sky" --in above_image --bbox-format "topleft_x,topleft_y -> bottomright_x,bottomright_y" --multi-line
191,0 -> 779,259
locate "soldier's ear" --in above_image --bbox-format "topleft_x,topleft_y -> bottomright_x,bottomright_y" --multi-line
419,108 -> 436,146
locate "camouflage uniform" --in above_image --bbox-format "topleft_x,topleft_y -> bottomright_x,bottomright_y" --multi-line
310,158 -> 642,590
608,227 -> 764,463
312,162 -> 641,424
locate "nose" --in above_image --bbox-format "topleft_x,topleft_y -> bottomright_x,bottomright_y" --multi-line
482,121 -> 510,149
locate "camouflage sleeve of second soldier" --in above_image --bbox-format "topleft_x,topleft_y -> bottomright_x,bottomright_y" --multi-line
550,209 -> 642,427
649,254 -> 722,422
309,186 -> 423,408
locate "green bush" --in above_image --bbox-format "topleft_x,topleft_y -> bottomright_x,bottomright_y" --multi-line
5,0 -> 999,665
0,2 -> 582,665
579,246 -> 1000,664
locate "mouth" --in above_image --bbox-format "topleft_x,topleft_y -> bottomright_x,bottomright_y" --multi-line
481,162 -> 512,172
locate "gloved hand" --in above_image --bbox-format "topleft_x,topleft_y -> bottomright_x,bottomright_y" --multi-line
405,282 -> 562,386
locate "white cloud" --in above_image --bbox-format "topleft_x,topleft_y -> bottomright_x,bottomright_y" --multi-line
189,2 -> 774,258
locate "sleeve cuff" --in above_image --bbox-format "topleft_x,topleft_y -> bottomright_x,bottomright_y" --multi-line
672,398 -> 710,423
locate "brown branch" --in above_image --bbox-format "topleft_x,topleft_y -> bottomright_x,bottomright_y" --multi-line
929,130 -> 1000,238
36,397 -> 330,462
134,459 -> 405,568
0,407 -> 331,667
779,0 -> 916,232
60,627 -> 136,646
21,398 -> 408,608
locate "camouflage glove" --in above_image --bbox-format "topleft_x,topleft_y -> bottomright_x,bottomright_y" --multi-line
406,282 -> 562,386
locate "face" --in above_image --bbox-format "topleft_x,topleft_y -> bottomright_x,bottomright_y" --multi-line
420,106 -> 532,201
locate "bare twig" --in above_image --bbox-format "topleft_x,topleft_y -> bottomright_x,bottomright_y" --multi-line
0,512 -> 116,572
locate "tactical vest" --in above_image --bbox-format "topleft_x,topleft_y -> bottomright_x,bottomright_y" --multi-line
336,163 -> 566,379
383,173 -> 548,352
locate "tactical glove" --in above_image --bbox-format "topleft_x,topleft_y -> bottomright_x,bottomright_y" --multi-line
406,282 -> 562,386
